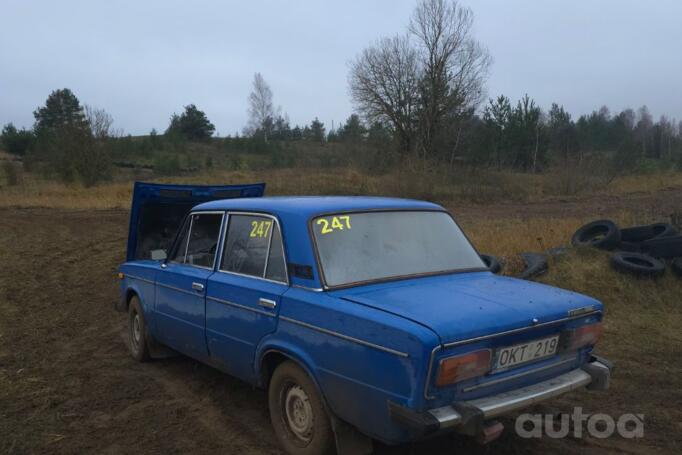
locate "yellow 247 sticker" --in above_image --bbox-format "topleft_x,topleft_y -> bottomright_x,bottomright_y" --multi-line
316,216 -> 351,235
250,220 -> 272,238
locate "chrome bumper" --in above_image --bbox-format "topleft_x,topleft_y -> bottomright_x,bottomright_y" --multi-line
389,356 -> 612,436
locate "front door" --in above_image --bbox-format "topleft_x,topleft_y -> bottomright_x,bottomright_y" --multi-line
155,212 -> 224,360
205,213 -> 289,382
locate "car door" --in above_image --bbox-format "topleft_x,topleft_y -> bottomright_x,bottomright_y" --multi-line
155,211 -> 225,360
205,212 -> 289,382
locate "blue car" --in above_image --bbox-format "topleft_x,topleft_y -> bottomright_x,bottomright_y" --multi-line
118,182 -> 612,454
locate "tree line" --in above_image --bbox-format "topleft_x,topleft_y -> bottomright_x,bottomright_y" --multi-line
2,0 -> 682,187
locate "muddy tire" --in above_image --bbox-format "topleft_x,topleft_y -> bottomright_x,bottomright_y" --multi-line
621,223 -> 678,243
618,241 -> 643,253
128,296 -> 150,362
480,254 -> 502,274
643,235 -> 682,259
610,252 -> 665,278
571,220 -> 621,250
519,252 -> 548,279
269,361 -> 334,455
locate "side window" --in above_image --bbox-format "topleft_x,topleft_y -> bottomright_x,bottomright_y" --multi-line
184,213 -> 223,268
221,215 -> 287,282
265,226 -> 287,282
169,217 -> 191,263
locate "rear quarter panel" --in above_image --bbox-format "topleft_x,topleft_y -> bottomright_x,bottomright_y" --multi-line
258,287 -> 439,443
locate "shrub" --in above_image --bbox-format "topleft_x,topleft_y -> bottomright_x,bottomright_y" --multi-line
2,161 -> 19,186
153,153 -> 182,175
30,125 -> 111,186
1,123 -> 34,156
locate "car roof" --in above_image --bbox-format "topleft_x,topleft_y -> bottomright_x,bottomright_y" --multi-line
193,196 -> 443,218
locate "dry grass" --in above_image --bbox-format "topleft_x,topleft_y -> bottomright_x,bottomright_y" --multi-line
461,214 -> 682,452
2,166 -> 682,210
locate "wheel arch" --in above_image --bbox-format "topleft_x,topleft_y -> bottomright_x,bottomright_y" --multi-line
257,343 -> 326,400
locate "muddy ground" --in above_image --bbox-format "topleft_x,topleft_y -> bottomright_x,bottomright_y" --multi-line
0,198 -> 679,454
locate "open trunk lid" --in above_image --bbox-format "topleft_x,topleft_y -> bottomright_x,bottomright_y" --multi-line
126,181 -> 265,261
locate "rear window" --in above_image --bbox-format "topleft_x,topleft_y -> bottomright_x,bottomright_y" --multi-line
312,210 -> 485,287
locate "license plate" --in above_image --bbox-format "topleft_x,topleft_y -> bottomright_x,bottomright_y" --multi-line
493,335 -> 560,371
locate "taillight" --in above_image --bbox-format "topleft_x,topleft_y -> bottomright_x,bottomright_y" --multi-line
565,323 -> 603,351
436,350 -> 491,387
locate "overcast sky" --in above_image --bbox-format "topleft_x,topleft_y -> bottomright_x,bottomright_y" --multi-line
1,0 -> 681,135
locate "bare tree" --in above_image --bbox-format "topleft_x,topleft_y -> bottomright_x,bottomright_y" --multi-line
246,73 -> 275,141
409,0 -> 491,159
85,105 -> 114,139
349,0 -> 490,159
349,35 -> 420,154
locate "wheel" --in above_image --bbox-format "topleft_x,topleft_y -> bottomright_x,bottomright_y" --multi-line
268,361 -> 334,455
128,296 -> 150,361
610,252 -> 665,278
571,220 -> 621,250
480,254 -> 502,274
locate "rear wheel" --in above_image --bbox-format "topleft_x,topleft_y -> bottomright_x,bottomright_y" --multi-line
128,296 -> 150,361
269,361 -> 334,455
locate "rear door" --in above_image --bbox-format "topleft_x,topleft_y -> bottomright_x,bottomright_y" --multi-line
154,212 -> 225,360
127,182 -> 265,261
205,212 -> 289,382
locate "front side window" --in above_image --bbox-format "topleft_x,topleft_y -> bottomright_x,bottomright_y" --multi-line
169,217 -> 191,263
221,214 -> 287,282
185,213 -> 223,268
312,210 -> 485,288
170,213 -> 223,268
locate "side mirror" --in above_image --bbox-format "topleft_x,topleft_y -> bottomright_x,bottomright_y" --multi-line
151,249 -> 168,261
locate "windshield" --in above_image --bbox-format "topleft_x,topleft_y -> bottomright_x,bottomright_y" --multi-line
312,210 -> 485,287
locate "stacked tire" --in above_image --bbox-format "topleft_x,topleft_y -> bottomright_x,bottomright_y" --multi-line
571,220 -> 680,278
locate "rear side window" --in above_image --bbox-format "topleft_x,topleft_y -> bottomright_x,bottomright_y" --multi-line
266,227 -> 287,282
171,213 -> 223,268
221,214 -> 287,282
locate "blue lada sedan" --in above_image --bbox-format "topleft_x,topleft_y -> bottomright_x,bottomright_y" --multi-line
118,182 -> 611,454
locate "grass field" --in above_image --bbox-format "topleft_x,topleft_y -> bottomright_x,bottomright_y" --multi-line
2,163 -> 682,210
0,161 -> 681,453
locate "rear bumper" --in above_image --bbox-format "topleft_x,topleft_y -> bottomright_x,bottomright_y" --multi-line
389,355 -> 612,436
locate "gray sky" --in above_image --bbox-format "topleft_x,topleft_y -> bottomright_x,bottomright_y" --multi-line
2,0 -> 681,135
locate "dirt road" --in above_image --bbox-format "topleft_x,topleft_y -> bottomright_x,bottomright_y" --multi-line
0,206 -> 677,454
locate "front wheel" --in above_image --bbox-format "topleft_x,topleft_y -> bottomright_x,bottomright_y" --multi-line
128,296 -> 150,362
268,361 -> 334,455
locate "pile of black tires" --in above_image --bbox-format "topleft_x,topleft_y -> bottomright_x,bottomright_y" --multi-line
571,219 -> 682,278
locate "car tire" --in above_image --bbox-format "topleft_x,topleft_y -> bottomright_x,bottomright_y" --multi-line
128,296 -> 150,362
571,220 -> 621,250
269,361 -> 334,455
672,258 -> 682,277
519,252 -> 548,279
618,241 -> 642,253
610,252 -> 665,278
642,235 -> 682,259
480,254 -> 503,274
621,223 -> 678,243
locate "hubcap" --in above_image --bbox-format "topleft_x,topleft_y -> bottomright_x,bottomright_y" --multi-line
283,385 -> 314,443
131,313 -> 141,349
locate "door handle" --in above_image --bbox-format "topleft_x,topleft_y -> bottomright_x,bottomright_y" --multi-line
258,298 -> 277,309
191,282 -> 205,292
